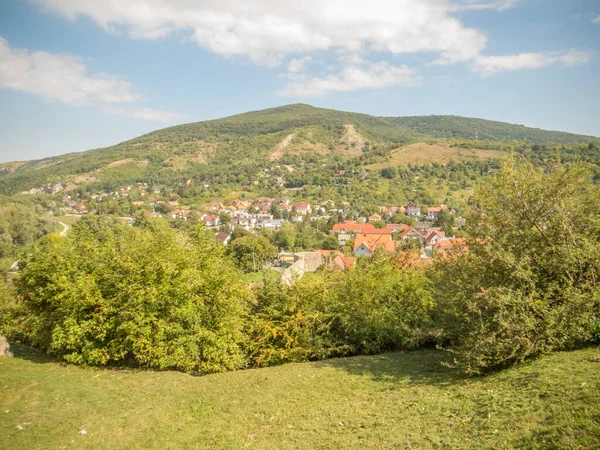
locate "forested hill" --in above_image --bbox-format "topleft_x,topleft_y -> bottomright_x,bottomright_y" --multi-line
386,114 -> 598,143
0,104 -> 598,196
128,103 -> 426,145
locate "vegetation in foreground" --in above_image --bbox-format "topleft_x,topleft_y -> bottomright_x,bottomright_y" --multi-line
1,157 -> 599,377
1,345 -> 599,449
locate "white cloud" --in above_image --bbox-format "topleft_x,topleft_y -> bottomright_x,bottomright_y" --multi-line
0,36 -> 182,121
593,15 -> 600,24
288,56 -> 312,73
0,36 -> 135,106
279,57 -> 420,97
473,49 -> 593,75
452,0 -> 520,11
32,0 -> 487,65
104,106 -> 185,123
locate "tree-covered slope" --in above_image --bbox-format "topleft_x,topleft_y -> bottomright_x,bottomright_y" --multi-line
387,115 -> 599,143
0,104 -> 597,196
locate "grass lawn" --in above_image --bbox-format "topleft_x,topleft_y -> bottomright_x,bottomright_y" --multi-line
1,345 -> 599,449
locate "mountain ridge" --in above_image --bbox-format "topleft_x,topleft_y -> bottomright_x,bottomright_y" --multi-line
0,104 -> 598,196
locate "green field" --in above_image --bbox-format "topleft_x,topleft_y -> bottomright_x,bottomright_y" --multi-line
2,345 -> 599,449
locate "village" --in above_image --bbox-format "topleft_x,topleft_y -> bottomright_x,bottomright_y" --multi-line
57,180 -> 467,279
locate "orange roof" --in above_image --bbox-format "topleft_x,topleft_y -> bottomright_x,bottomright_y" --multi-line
331,254 -> 355,271
353,234 -> 395,253
332,223 -> 393,234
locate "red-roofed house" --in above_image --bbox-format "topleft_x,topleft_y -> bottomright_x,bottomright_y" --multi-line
353,234 -> 395,256
294,202 -> 311,215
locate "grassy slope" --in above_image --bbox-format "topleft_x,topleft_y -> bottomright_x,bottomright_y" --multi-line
2,345 -> 599,449
365,142 -> 504,170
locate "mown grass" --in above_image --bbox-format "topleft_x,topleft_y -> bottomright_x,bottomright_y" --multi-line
1,345 -> 599,449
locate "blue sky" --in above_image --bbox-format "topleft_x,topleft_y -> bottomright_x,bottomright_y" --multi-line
1,0 -> 599,162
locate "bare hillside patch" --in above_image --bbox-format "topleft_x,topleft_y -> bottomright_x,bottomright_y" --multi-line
366,142 -> 503,169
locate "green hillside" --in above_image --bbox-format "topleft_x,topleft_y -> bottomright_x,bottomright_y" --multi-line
0,104 -> 597,196
2,344 -> 599,449
387,114 -> 599,143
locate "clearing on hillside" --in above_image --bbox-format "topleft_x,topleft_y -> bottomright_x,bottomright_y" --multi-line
366,142 -> 503,170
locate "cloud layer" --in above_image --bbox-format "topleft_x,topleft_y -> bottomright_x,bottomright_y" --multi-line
0,36 -> 135,106
474,49 -> 593,75
26,0 -> 595,97
33,0 -> 487,65
0,37 -> 181,121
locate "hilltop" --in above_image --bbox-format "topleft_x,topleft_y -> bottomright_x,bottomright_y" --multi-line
0,104 -> 597,196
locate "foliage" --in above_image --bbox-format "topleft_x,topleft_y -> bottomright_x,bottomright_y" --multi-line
388,115 -> 599,143
227,235 -> 275,272
10,217 -> 250,374
246,271 -> 341,366
330,252 -> 433,354
431,157 -> 600,373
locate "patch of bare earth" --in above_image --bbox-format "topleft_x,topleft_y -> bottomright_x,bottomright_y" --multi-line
0,161 -> 27,173
337,124 -> 366,157
270,133 -> 297,161
164,141 -> 218,169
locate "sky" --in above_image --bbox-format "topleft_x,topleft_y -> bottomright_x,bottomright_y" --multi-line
0,0 -> 599,163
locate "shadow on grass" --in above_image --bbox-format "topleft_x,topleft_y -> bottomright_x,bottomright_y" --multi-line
316,349 -> 466,387
10,343 -> 56,364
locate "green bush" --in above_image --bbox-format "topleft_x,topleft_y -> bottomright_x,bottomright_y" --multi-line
330,252 -> 434,354
11,217 -> 250,374
246,271 -> 342,367
431,158 -> 600,373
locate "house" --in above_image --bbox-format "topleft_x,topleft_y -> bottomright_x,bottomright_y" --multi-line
215,232 -> 231,245
399,228 -> 424,241
294,202 -> 311,215
203,215 -> 220,227
413,221 -> 431,235
427,204 -> 448,220
433,238 -> 468,256
405,203 -> 421,217
386,224 -> 410,234
368,213 -> 382,223
425,229 -> 446,247
353,234 -> 395,256
337,232 -> 352,246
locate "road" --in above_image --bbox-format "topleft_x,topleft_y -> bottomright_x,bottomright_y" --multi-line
58,221 -> 68,236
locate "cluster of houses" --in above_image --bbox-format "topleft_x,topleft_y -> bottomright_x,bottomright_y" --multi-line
331,219 -> 464,259
58,182 -> 465,261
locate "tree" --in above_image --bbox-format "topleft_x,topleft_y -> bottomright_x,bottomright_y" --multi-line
227,235 -> 275,272
434,209 -> 454,232
272,223 -> 296,251
321,235 -> 340,250
270,204 -> 282,219
219,212 -> 232,225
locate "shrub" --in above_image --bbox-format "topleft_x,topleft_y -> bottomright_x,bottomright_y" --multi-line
431,158 -> 600,373
11,217 -> 250,374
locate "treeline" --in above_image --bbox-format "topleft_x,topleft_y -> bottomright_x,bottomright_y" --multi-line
1,158 -> 599,375
0,199 -> 56,277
